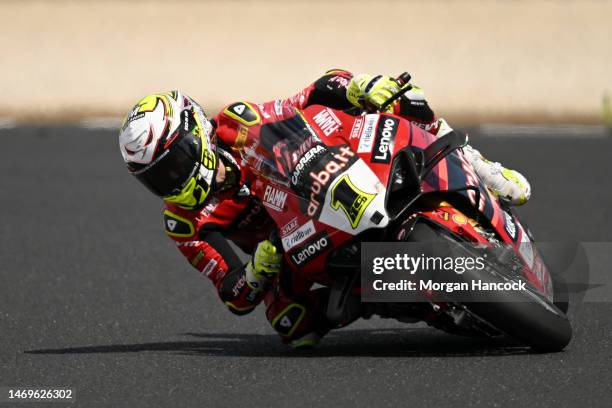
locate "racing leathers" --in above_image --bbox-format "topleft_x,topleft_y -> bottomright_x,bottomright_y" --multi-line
163,69 -> 529,347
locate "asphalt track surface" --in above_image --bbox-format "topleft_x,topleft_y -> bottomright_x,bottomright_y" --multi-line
1,125 -> 611,407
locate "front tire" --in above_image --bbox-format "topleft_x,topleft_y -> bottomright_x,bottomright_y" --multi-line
407,222 -> 572,352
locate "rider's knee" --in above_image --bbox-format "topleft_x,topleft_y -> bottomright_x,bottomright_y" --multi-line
265,289 -> 332,347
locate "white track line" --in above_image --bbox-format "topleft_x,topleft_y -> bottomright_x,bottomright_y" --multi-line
479,124 -> 609,138
80,117 -> 121,130
0,119 -> 16,130
1,118 -> 609,139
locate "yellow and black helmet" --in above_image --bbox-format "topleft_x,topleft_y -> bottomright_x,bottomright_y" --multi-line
118,91 -> 218,210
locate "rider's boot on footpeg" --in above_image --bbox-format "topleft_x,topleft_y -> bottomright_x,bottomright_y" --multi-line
289,332 -> 322,350
433,118 -> 531,206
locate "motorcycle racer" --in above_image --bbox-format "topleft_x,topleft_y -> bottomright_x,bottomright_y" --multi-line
118,70 -> 531,348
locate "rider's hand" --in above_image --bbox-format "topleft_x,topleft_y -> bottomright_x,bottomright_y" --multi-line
245,240 -> 282,290
347,74 -> 400,112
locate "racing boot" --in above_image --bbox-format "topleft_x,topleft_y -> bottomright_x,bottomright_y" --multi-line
289,332 -> 322,350
433,118 -> 531,206
464,145 -> 531,205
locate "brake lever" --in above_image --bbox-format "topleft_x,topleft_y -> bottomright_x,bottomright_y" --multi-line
378,82 -> 413,113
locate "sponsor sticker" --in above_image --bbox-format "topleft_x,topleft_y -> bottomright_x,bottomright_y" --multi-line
202,259 -> 218,277
312,108 -> 342,136
371,116 -> 399,164
357,115 -> 379,153
329,75 -> 349,87
350,117 -> 364,139
289,231 -> 331,266
291,144 -> 326,186
306,145 -> 356,217
280,217 -> 299,236
257,103 -> 271,119
177,241 -> 200,247
274,99 -> 283,116
281,220 -> 316,251
289,135 -> 320,167
232,276 -> 247,297
201,196 -> 220,217
452,214 -> 468,225
263,184 -> 288,212
504,211 -> 517,240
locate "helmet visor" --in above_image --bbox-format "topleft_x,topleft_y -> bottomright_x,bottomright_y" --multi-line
132,131 -> 201,197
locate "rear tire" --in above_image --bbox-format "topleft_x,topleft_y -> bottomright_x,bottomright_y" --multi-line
407,222 -> 572,352
552,274 -> 569,314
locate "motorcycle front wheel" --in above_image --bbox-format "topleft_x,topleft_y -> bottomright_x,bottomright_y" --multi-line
406,222 -> 572,352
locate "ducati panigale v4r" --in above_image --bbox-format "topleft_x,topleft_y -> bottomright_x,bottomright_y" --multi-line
240,78 -> 572,352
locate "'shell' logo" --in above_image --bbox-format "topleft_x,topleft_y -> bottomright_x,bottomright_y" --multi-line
371,116 -> 399,163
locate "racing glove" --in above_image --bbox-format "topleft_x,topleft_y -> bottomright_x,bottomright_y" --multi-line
245,240 -> 282,291
347,74 -> 400,112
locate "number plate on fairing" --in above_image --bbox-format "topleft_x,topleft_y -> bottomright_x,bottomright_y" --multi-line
318,159 -> 389,234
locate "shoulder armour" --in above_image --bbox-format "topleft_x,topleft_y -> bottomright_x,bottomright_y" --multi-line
163,209 -> 195,238
223,102 -> 261,126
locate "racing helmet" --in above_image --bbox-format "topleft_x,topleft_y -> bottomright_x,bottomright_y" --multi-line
118,91 -> 218,210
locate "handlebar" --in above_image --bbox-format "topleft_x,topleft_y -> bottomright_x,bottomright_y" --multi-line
377,71 -> 413,112
344,71 -> 414,115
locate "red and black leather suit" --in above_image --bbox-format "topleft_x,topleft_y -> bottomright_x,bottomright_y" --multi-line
162,70 -> 437,342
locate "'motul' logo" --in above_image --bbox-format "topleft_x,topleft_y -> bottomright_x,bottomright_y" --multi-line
371,116 -> 399,163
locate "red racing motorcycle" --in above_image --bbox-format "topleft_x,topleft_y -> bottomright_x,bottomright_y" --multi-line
240,83 -> 571,352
